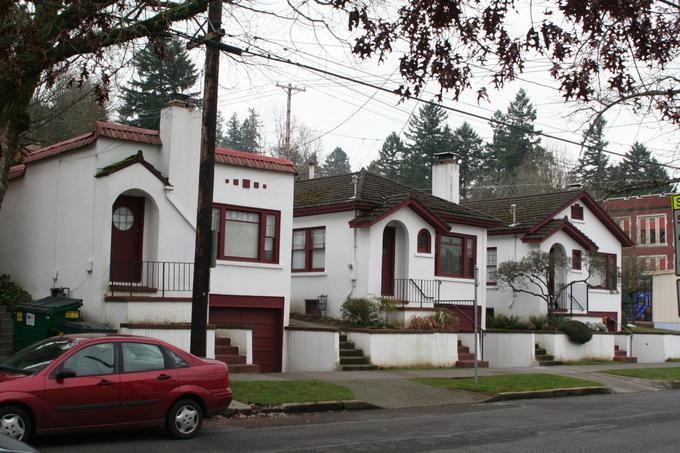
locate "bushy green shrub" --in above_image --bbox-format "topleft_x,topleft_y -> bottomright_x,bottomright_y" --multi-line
528,314 -> 549,331
377,297 -> 400,325
407,310 -> 457,330
559,319 -> 593,344
0,274 -> 31,310
487,314 -> 529,330
341,297 -> 381,327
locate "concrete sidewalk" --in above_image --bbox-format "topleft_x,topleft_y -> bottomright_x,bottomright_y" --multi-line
230,361 -> 680,410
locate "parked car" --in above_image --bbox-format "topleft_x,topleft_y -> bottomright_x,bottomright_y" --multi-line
0,334 -> 232,443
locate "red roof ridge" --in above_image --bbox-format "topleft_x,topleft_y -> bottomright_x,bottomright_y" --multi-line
215,147 -> 294,166
24,131 -> 96,163
95,121 -> 160,137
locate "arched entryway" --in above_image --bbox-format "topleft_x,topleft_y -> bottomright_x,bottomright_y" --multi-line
110,190 -> 158,285
548,243 -> 567,311
381,221 -> 409,296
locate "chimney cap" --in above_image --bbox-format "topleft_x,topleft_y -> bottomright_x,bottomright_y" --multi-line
166,94 -> 198,109
434,151 -> 457,162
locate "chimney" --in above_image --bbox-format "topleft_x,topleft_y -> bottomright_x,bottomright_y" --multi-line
159,98 -> 202,211
308,159 -> 316,180
431,151 -> 460,204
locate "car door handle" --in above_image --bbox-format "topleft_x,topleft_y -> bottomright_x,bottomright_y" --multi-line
157,374 -> 172,381
97,379 -> 113,387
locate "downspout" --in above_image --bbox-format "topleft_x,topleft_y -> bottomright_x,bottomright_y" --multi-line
347,174 -> 360,299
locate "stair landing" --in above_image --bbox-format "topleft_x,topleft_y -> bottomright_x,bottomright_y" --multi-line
455,339 -> 488,368
214,336 -> 260,373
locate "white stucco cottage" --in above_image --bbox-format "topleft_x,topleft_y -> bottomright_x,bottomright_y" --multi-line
462,191 -> 634,331
291,154 -> 501,330
0,100 -> 296,372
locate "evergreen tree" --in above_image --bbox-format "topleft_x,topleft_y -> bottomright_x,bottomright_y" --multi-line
487,89 -> 542,172
450,122 -> 484,200
575,117 -> 610,198
224,113 -> 242,149
324,146 -> 351,176
609,142 -> 673,196
28,74 -> 108,145
372,132 -> 405,180
215,112 -> 228,148
240,109 -> 261,153
118,38 -> 198,129
402,103 -> 450,188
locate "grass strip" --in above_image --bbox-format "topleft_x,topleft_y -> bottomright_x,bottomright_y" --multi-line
603,367 -> 680,381
231,380 -> 354,405
414,373 -> 603,394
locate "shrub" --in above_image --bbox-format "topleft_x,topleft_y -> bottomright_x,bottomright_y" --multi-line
487,314 -> 529,330
0,274 -> 31,310
341,297 -> 381,327
377,297 -> 401,325
559,319 -> 593,344
528,314 -> 549,331
407,310 -> 457,330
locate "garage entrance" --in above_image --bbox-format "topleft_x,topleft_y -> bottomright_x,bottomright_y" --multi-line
209,295 -> 284,372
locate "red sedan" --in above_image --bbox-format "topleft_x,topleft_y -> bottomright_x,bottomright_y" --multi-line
0,334 -> 232,443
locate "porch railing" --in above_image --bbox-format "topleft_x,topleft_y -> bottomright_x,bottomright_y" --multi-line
555,282 -> 588,314
109,261 -> 194,297
393,279 -> 441,307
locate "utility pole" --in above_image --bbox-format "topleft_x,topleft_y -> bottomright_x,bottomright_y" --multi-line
276,83 -> 305,160
190,0 -> 222,357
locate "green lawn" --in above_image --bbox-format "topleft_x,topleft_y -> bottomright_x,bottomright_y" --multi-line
414,373 -> 603,394
603,367 -> 680,381
230,380 -> 355,405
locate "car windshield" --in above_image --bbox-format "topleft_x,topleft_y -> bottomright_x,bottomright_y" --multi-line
0,338 -> 77,374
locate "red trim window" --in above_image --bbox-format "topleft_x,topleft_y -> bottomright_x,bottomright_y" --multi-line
292,227 -> 325,272
417,229 -> 432,254
486,247 -> 498,285
614,216 -> 631,239
572,250 -> 582,270
571,203 -> 584,220
638,214 -> 666,246
591,253 -> 617,290
435,233 -> 476,278
214,204 -> 280,263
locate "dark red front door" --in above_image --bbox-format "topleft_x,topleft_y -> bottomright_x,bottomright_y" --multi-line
381,227 -> 396,296
110,195 -> 145,282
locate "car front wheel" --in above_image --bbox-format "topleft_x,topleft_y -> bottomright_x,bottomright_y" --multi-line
0,405 -> 32,443
166,398 -> 203,439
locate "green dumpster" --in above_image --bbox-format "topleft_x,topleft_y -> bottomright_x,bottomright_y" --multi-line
58,320 -> 117,335
13,296 -> 82,352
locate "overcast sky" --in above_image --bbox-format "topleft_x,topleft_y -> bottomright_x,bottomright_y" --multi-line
143,1 -> 679,178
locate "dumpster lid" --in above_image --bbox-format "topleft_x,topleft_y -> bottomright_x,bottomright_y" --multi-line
58,321 -> 117,333
15,296 -> 83,314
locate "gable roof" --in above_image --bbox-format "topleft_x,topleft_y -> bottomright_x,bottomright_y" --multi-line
215,147 -> 297,174
295,170 -> 501,228
462,190 -> 633,247
522,218 -> 599,251
95,150 -> 170,185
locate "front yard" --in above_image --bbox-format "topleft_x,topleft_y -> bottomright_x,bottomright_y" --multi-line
414,373 -> 603,394
230,380 -> 355,405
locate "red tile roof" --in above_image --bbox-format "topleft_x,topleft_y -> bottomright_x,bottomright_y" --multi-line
215,147 -> 297,174
23,122 -> 161,164
8,164 -> 26,181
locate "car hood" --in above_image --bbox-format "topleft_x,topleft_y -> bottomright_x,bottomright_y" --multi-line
0,371 -> 30,384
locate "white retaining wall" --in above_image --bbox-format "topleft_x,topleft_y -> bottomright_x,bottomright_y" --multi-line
285,328 -> 339,372
632,334 -> 680,363
216,328 -> 253,364
535,333 -> 614,361
345,331 -> 458,368
483,333 -> 536,368
119,326 -> 216,359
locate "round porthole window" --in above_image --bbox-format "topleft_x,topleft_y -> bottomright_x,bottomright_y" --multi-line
112,207 -> 134,231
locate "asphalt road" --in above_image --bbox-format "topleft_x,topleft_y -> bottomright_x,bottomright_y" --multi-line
36,390 -> 680,452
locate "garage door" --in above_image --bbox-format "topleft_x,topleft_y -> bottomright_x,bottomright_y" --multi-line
209,295 -> 283,373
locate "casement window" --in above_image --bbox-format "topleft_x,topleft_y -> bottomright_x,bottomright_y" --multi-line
486,247 -> 498,285
638,255 -> 668,272
614,216 -> 631,239
435,233 -> 476,278
637,214 -> 667,246
292,227 -> 325,272
417,229 -> 432,254
590,253 -> 617,290
572,250 -> 582,270
214,204 -> 280,263
571,203 -> 584,220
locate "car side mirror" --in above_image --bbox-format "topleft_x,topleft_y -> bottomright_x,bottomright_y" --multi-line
55,368 -> 76,380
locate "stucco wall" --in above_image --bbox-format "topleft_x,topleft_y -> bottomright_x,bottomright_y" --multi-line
535,333 -> 614,361
345,331 -> 458,367
285,328 -> 339,372
483,332 -> 536,367
631,333 -> 680,362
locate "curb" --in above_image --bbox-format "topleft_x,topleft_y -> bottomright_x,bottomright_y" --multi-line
224,400 -> 380,417
486,386 -> 610,402
657,380 -> 680,390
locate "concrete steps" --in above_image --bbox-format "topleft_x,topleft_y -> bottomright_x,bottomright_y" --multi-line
614,345 -> 637,363
214,336 -> 260,373
535,343 -> 562,366
339,334 -> 378,371
455,339 -> 488,368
